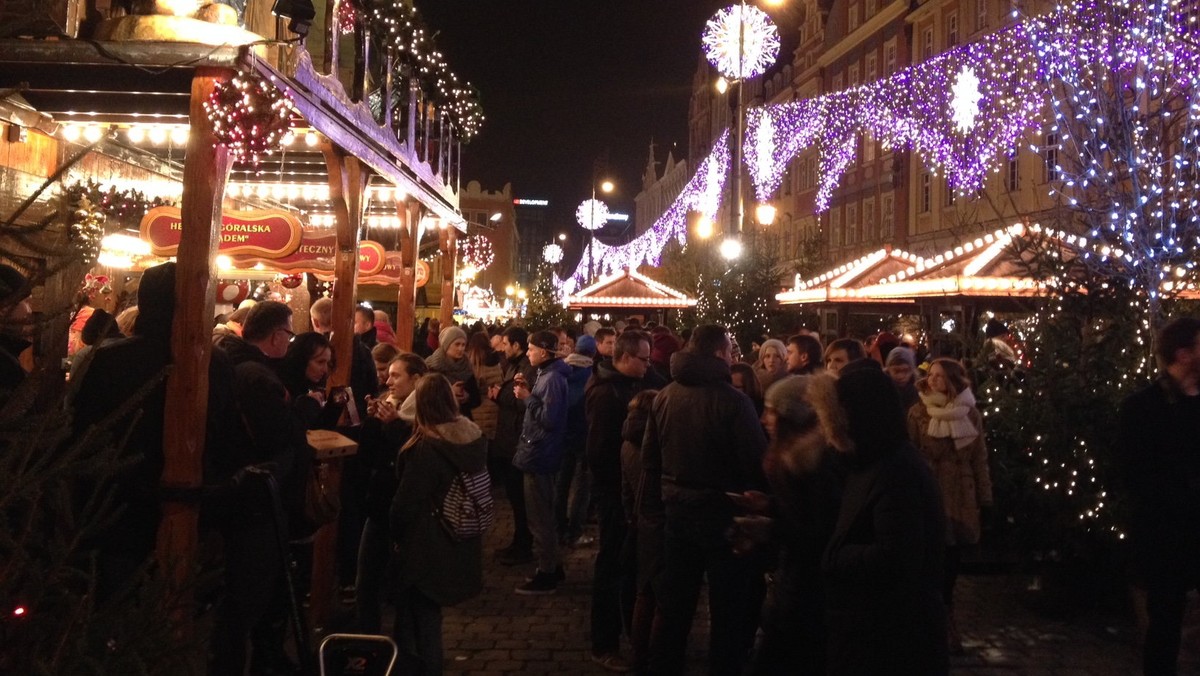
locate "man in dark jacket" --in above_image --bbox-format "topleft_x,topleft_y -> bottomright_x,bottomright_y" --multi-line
490,326 -> 539,564
1118,317 -> 1200,675
512,330 -> 571,595
210,300 -> 314,675
641,324 -> 768,675
586,330 -> 664,671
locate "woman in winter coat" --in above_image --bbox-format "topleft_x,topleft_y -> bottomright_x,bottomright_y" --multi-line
730,375 -> 844,675
425,325 -> 482,419
731,362 -> 765,418
277,331 -> 334,429
908,357 -> 993,652
618,388 -> 660,672
753,338 -> 788,391
816,360 -> 948,675
465,330 -> 503,441
389,373 -> 488,675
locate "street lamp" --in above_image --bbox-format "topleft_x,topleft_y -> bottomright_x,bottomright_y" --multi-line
702,2 -> 781,259
576,177 -> 616,284
755,203 -> 777,226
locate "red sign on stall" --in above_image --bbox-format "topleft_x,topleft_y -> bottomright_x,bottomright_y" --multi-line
140,206 -> 303,258
232,231 -> 387,277
358,254 -> 430,287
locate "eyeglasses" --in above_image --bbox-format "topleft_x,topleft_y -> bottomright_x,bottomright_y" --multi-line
278,327 -> 296,341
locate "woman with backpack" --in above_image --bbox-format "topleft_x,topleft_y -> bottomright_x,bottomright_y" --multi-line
389,373 -> 489,675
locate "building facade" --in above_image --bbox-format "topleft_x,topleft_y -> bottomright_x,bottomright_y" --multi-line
633,140 -> 689,237
458,180 -> 518,296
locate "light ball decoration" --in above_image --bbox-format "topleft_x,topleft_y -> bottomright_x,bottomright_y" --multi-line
203,74 -> 294,166
575,199 -> 610,231
458,234 -> 495,272
702,4 -> 781,81
543,243 -> 564,264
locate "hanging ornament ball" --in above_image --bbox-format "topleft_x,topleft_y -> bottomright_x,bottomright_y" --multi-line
543,243 -> 564,264
575,199 -> 610,231
702,4 -> 781,81
279,274 -> 303,289
218,281 -> 249,305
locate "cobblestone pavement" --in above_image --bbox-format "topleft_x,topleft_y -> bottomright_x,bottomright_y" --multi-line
421,495 -> 1176,675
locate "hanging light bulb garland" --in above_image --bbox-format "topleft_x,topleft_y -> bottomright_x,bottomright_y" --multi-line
203,73 -> 294,166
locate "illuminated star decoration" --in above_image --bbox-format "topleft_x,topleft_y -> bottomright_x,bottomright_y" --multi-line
575,199 -> 610,231
543,243 -> 564,264
702,4 -> 780,80
950,66 -> 984,134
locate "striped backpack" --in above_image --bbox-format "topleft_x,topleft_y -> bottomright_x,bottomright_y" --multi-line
437,467 -> 494,541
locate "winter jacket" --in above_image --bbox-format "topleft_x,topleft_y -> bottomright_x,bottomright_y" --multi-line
512,357 -> 570,475
564,353 -> 594,446
493,352 -> 538,459
620,403 -> 665,591
641,350 -> 767,542
389,417 -> 487,607
1118,373 -> 1200,578
360,416 -> 414,524
587,360 -> 668,495
821,443 -> 948,675
470,359 -> 504,439
907,400 -> 993,546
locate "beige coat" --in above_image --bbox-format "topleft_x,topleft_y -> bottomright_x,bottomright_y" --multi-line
471,361 -> 503,439
907,401 -> 993,546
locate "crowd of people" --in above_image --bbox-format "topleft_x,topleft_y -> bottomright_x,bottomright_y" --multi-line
4,258 -> 1198,675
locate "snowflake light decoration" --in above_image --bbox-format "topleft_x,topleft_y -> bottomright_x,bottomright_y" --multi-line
458,234 -> 494,271
543,243 -> 564,264
702,5 -> 780,81
575,199 -> 610,231
950,66 -> 984,134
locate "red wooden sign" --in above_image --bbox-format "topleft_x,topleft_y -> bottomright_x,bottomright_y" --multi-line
232,230 -> 387,276
358,254 -> 429,287
140,206 -> 303,258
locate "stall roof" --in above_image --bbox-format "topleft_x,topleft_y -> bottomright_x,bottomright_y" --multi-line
567,267 -> 697,309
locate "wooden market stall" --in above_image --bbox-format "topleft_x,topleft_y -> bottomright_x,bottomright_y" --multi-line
0,0 -> 470,634
565,266 -> 697,325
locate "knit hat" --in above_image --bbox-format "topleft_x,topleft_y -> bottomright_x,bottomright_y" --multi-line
529,330 -> 559,353
835,360 -> 907,456
133,262 -> 176,342
651,332 -> 680,365
438,325 -> 467,353
0,263 -> 29,305
984,318 -> 1009,339
583,320 -> 601,337
884,346 -> 916,369
765,375 -> 816,426
575,334 -> 597,357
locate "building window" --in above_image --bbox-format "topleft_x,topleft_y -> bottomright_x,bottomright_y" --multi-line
922,27 -> 934,60
921,172 -> 932,212
863,132 -> 876,163
865,0 -> 877,19
1044,132 -> 1060,182
847,203 -> 859,244
976,0 -> 988,31
1006,156 -> 1020,191
947,12 -> 959,47
866,53 -> 878,82
849,63 -> 860,87
864,197 -> 876,242
832,73 -> 844,91
882,193 -> 895,238
944,177 -> 956,207
831,208 -> 843,247
885,41 -> 898,75
849,4 -> 860,30
783,165 -> 793,196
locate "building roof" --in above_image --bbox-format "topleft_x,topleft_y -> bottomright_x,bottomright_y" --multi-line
566,267 -> 696,309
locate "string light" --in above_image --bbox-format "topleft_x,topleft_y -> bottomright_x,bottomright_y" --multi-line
203,73 -> 294,166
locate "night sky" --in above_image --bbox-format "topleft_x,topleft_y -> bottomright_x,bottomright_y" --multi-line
416,1 -> 729,240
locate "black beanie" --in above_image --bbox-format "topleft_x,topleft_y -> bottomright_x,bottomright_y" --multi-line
529,330 -> 559,353
134,262 -> 176,342
836,360 -> 907,457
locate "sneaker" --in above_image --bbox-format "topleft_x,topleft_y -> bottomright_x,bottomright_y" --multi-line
514,569 -> 559,595
590,652 -> 632,673
524,565 -> 565,583
498,545 -> 534,566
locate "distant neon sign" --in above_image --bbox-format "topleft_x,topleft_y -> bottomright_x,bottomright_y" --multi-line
606,213 -> 629,222
513,198 -> 549,206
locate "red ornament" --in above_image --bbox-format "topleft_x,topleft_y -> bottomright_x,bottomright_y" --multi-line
217,281 -> 248,305
279,274 -> 303,289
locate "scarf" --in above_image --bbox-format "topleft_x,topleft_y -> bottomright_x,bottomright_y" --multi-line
425,326 -> 475,385
918,387 -> 979,449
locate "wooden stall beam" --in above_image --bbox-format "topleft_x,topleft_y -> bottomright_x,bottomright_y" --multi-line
395,199 -> 422,352
158,66 -> 235,612
438,224 -> 457,328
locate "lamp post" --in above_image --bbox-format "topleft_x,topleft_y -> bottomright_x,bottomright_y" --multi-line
576,178 -> 614,284
701,2 -> 781,258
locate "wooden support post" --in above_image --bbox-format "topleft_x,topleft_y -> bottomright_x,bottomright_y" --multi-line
353,17 -> 369,102
395,199 -> 421,351
324,0 -> 340,76
438,225 -> 457,328
407,78 -> 418,150
158,67 -> 234,607
310,142 -> 368,632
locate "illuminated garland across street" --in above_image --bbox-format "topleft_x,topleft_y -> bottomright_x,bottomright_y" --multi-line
557,0 -> 1199,293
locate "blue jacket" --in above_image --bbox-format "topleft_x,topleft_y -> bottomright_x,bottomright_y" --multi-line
513,357 -> 571,475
